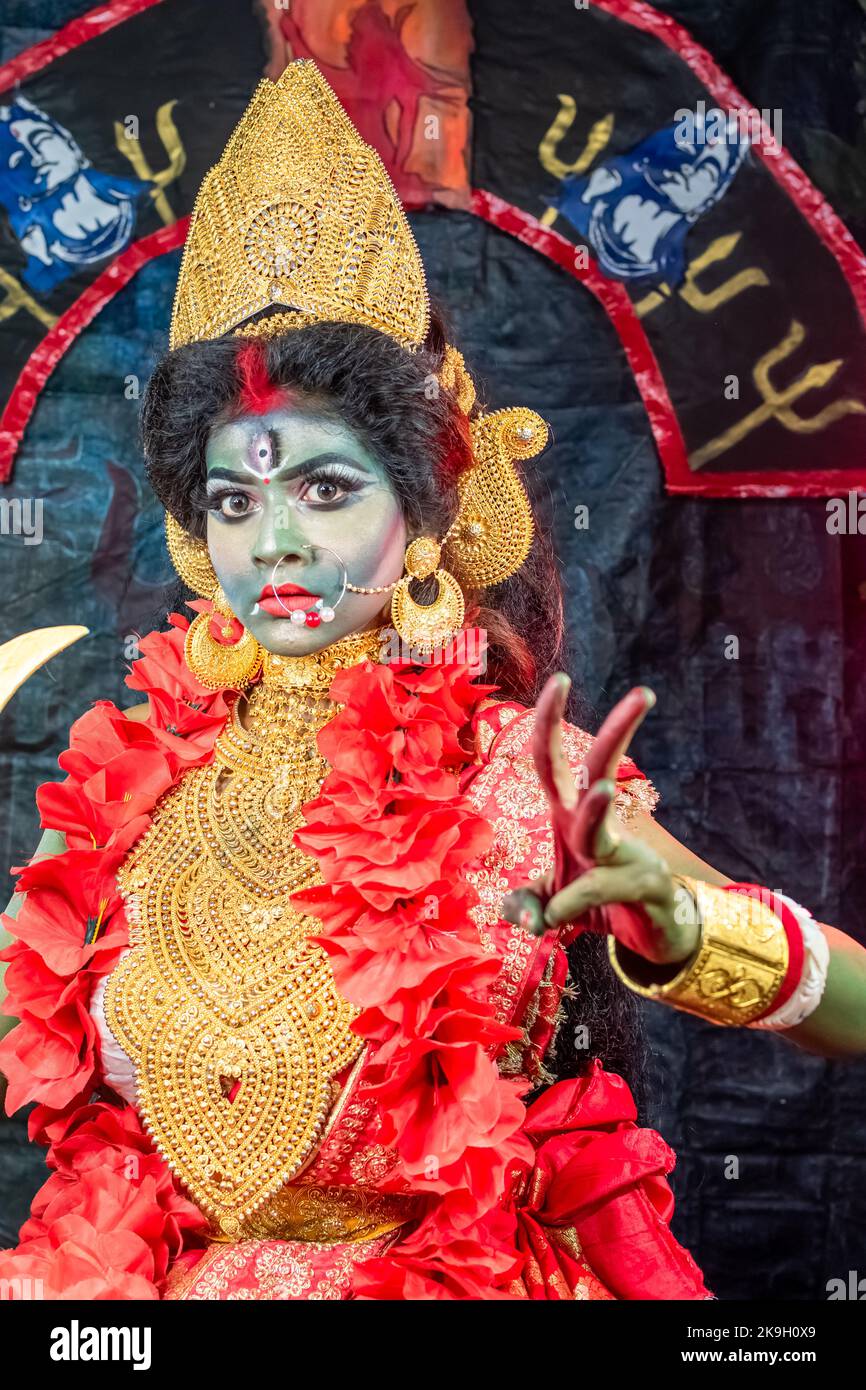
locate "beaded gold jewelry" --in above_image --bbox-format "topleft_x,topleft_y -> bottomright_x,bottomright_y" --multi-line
607,875 -> 790,1026
104,627 -> 385,1238
437,345 -> 477,415
345,577 -> 399,596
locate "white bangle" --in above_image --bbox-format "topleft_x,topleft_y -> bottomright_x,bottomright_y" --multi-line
748,894 -> 830,1031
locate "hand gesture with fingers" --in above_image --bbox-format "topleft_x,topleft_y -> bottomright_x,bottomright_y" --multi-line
501,674 -> 700,967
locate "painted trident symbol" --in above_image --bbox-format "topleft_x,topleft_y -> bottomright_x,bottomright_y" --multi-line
693,319 -> 866,468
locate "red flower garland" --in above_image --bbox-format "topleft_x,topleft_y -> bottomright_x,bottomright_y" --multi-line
289,654 -> 538,1296
2,1103 -> 205,1299
0,617 -> 227,1294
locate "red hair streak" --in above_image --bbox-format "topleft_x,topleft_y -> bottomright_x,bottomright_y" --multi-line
232,339 -> 293,417
438,410 -> 475,489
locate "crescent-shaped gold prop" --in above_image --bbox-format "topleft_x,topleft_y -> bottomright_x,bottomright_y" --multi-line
0,626 -> 89,716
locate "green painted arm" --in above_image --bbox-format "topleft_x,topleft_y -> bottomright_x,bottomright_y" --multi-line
782,925 -> 866,1059
634,812 -> 866,1058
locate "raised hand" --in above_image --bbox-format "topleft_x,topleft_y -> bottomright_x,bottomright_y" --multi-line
501,674 -> 700,967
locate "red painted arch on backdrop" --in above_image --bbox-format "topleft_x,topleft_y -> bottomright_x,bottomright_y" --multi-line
0,0 -> 171,481
580,0 -> 866,495
593,0 -> 866,333
0,220 -> 189,481
0,0 -> 165,92
469,189 -> 866,499
469,186 -> 691,484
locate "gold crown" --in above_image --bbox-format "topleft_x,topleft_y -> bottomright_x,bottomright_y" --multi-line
169,59 -> 430,351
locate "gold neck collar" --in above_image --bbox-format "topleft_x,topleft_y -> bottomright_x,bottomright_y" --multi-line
106,626 -> 388,1235
258,625 -> 386,693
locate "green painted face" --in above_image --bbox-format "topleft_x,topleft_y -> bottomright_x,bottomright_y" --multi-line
204,405 -> 408,656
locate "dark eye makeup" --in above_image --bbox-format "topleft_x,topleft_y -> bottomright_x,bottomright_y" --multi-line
204,463 -> 365,520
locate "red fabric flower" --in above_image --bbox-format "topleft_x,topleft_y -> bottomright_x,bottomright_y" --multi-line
35,624 -> 227,851
1,848 -> 131,1121
0,1102 -> 206,1299
360,1006 -> 533,1207
1,935 -> 85,1021
351,1208 -> 522,1300
0,997 -> 97,1115
126,613 -> 232,753
0,1225 -> 161,1300
45,1099 -> 154,1165
510,1063 -> 709,1300
36,706 -> 174,850
296,800 -> 491,913
320,658 -> 495,784
311,903 -> 500,1017
5,849 -> 128,979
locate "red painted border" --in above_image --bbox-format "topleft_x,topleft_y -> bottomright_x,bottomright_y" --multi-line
0,220 -> 188,481
593,0 -> 866,330
472,188 -> 866,499
587,0 -> 866,495
469,187 -> 691,481
0,0 -> 165,93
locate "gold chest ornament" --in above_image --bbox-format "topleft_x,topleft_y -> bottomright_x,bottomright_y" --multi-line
104,630 -> 384,1237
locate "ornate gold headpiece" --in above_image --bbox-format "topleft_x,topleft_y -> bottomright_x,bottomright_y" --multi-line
166,59 -> 548,660
170,59 -> 429,352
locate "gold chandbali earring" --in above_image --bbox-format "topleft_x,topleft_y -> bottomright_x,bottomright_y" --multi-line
165,513 -> 263,690
389,536 -> 466,656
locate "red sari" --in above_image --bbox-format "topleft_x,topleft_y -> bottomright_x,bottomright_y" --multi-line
0,619 -> 708,1301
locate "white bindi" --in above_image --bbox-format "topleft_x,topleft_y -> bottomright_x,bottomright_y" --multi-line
244,429 -> 275,482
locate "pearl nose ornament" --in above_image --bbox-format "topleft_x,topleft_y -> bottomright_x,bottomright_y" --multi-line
270,544 -> 347,626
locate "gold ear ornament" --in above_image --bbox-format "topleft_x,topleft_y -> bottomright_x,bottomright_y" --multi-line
389,537 -> 466,655
165,514 -> 263,689
432,345 -> 548,591
437,345 -> 477,415
165,512 -> 218,598
442,406 -> 548,590
184,587 -> 264,691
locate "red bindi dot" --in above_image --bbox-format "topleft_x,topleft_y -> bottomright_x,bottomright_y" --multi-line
263,477 -> 270,485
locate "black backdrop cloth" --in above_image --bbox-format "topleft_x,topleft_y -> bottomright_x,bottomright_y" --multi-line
1,0 -> 865,1300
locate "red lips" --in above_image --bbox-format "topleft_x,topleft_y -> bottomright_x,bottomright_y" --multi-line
257,581 -> 314,601
257,581 -> 319,617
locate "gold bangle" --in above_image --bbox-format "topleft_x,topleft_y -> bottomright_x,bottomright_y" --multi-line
607,876 -> 789,1026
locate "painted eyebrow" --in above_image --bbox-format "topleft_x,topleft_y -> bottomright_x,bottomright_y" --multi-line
206,451 -> 375,485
